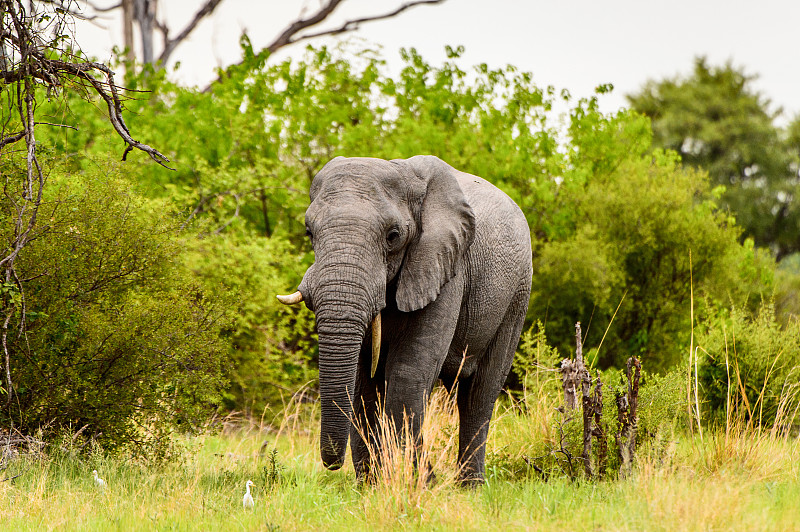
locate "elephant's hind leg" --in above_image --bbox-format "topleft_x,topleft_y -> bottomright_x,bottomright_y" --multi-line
456,290 -> 529,486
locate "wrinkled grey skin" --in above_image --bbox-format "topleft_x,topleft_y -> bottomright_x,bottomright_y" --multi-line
296,155 -> 532,485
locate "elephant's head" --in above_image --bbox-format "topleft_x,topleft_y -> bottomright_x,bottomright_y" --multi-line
278,155 -> 475,469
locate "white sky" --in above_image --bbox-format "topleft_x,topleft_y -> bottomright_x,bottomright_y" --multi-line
75,0 -> 800,125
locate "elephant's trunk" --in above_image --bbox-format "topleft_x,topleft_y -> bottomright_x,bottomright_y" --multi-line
312,265 -> 384,470
302,214 -> 387,469
316,313 -> 365,469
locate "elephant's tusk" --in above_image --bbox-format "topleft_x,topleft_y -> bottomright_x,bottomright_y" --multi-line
276,291 -> 303,305
371,312 -> 381,378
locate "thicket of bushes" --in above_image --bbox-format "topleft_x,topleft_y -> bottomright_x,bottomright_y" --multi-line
504,322 -> 686,480
698,302 -> 800,429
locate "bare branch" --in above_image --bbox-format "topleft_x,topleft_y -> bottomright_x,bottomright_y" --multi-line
0,130 -> 25,150
32,121 -> 78,131
37,0 -> 114,22
87,1 -> 123,12
213,192 -> 241,234
289,0 -> 447,46
1,34 -> 173,169
205,0 -> 448,90
68,61 -> 174,168
0,471 -> 25,482
265,0 -> 345,54
156,0 -> 224,66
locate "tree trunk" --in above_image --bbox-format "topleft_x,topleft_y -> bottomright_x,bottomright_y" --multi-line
260,190 -> 271,238
133,0 -> 157,65
122,0 -> 135,64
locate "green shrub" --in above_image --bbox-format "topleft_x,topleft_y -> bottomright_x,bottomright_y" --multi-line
698,302 -> 800,428
511,320 -> 563,392
183,233 -> 317,413
774,253 -> 800,322
3,164 -> 228,457
530,148 -> 773,372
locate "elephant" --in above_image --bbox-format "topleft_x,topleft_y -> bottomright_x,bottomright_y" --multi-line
277,155 -> 532,485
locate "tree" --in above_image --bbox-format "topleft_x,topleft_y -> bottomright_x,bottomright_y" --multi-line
526,95 -> 772,371
787,114 -> 800,166
627,57 -> 800,259
1,0 -> 171,406
6,168 -> 227,455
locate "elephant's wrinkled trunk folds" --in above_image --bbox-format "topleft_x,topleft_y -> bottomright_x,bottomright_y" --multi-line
315,312 -> 366,469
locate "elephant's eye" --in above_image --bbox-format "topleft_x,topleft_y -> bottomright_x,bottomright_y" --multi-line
305,228 -> 313,241
387,228 -> 401,245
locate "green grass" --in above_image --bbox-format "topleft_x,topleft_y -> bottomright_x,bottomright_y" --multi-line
2,390 -> 799,531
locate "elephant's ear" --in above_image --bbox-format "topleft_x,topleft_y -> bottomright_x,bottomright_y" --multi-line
395,155 -> 476,312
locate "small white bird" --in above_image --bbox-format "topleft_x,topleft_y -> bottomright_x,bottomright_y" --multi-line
92,470 -> 106,489
242,480 -> 255,510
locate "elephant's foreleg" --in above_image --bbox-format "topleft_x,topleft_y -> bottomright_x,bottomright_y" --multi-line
383,363 -> 433,474
382,276 -> 464,480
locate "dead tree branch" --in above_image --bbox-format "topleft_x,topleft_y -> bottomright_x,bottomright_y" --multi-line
292,0 -> 447,45
626,357 -> 641,463
560,357 -> 579,411
156,0 -> 223,66
264,0 -> 345,53
592,377 -> 607,479
87,2 -> 123,13
37,0 -> 112,22
614,386 -> 630,471
0,130 -> 25,150
615,356 -> 641,478
1,2 -> 172,167
577,323 -> 593,478
205,0 -> 448,90
268,0 -> 448,54
560,321 -> 608,480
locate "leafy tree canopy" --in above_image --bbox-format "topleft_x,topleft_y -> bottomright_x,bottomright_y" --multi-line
627,57 -> 800,260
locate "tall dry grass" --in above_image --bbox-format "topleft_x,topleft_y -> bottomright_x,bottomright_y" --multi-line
348,386 -> 464,521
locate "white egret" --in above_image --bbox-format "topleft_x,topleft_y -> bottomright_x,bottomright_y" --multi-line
242,480 -> 255,510
92,470 -> 106,489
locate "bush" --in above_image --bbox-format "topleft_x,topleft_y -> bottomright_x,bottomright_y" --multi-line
183,233 -> 317,413
698,302 -> 800,429
530,146 -> 773,372
774,253 -> 800,322
2,164 -> 228,457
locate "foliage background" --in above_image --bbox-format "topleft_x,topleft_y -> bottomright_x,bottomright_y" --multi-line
4,32 -> 799,449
